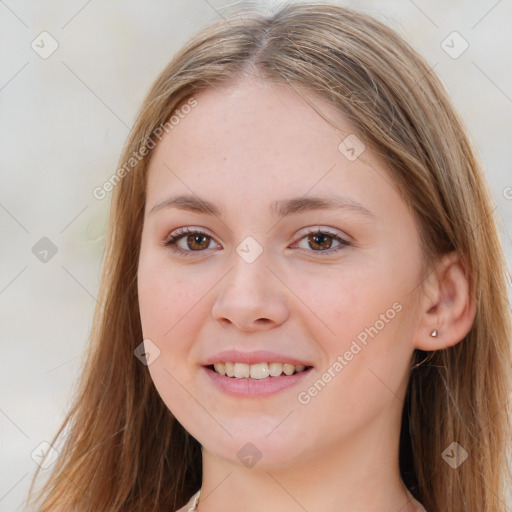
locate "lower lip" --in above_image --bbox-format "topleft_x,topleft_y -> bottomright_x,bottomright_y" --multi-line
203,366 -> 313,397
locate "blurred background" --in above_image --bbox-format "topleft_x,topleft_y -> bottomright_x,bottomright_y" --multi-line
1,0 -> 511,510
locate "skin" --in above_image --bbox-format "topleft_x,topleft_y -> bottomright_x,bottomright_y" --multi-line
137,77 -> 476,512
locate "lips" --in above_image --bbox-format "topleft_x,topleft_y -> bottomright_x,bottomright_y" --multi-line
202,349 -> 312,368
201,350 -> 314,396
203,363 -> 313,397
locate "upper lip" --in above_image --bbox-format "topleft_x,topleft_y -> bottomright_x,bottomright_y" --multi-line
202,349 -> 313,367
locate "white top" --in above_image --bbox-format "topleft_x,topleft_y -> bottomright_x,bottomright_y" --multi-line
174,488 -> 427,512
175,489 -> 200,512
406,488 -> 428,512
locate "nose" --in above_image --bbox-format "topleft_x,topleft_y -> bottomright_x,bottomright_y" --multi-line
211,248 -> 290,332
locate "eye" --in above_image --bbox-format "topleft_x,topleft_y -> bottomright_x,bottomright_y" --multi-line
292,228 -> 352,255
163,227 -> 220,257
163,226 -> 352,257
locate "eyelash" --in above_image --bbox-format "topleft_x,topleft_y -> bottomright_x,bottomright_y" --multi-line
163,227 -> 352,257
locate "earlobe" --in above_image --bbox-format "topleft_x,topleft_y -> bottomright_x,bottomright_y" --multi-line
415,251 -> 476,352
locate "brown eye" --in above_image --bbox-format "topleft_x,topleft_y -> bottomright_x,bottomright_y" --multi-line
164,227 -> 351,258
294,229 -> 351,255
307,232 -> 334,251
164,228 -> 219,256
185,233 -> 211,251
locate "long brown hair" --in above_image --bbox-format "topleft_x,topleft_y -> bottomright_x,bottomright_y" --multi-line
26,3 -> 511,511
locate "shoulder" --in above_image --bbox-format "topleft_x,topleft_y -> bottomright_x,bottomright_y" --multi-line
405,488 -> 427,512
173,490 -> 201,512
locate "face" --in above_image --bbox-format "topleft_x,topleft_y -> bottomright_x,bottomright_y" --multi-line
137,78 -> 425,469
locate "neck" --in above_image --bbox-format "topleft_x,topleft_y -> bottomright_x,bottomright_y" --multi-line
197,406 -> 418,512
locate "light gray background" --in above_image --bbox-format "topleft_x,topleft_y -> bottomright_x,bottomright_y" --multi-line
1,1 -> 511,510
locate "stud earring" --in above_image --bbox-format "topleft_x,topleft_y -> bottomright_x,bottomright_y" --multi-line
411,329 -> 440,370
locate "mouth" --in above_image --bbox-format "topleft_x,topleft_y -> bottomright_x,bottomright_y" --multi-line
203,362 -> 313,397
206,362 -> 312,380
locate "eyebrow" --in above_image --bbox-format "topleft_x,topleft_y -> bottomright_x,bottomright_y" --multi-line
149,194 -> 375,219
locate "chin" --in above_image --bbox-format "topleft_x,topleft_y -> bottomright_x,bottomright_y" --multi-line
200,428 -> 308,470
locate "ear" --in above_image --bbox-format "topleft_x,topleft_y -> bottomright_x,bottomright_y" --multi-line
414,251 -> 476,351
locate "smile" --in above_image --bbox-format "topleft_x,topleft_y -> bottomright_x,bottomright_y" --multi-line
210,362 -> 310,380
203,362 -> 313,397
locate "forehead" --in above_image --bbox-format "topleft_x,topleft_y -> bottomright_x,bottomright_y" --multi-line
164,79 -> 352,160
145,79 -> 401,218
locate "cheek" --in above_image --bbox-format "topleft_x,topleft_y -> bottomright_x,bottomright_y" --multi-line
137,263 -> 207,415
138,250 -> 204,339
137,258 -> 218,390
291,264 -> 394,345
297,260 -> 414,382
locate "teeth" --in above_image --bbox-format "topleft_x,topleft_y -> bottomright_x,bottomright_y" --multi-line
282,363 -> 294,376
224,362 -> 235,377
269,362 -> 283,377
250,363 -> 269,380
214,362 -> 225,374
234,362 -> 250,378
211,362 -> 308,379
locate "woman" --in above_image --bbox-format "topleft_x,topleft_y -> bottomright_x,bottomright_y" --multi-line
27,3 -> 511,512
